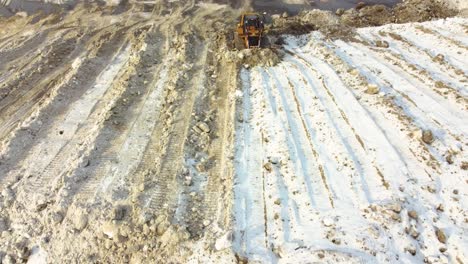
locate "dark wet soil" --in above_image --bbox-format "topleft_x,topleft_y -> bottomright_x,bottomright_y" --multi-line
223,0 -> 401,15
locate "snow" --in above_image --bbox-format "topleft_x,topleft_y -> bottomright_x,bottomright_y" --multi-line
233,18 -> 468,263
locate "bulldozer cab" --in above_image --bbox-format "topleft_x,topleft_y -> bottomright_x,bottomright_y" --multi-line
236,13 -> 265,49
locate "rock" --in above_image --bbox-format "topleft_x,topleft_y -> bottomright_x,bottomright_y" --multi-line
336,8 -> 345,16
445,154 -> 453,164
214,232 -> 232,251
433,54 -> 445,63
263,162 -> 273,172
271,14 -> 281,20
365,84 -> 380,94
268,157 -> 280,165
274,198 -> 281,205
281,12 -> 289,18
435,228 -> 447,243
197,122 -> 210,133
435,81 -> 445,88
356,2 -> 366,10
391,213 -> 401,221
74,213 -> 88,231
0,217 -> 8,232
322,217 -> 334,227
2,254 -> 15,264
390,203 -> 402,213
375,40 -> 389,48
408,210 -> 418,220
453,189 -> 459,195
461,161 -> 468,170
184,176 -> 192,186
407,247 -> 416,256
422,129 -> 435,144
410,228 -> 419,238
436,204 -> 444,212
318,252 -> 325,258
439,247 -> 447,253
51,211 -> 64,224
156,219 -> 170,236
113,206 -> 126,221
331,238 -> 341,245
102,222 -> 119,239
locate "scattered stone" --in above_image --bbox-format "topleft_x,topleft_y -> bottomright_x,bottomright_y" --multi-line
365,84 -> 380,94
281,12 -> 289,18
410,228 -> 419,238
274,198 -> 281,205
74,213 -> 88,231
318,252 -> 325,259
102,222 -> 119,239
445,154 -> 453,164
435,228 -> 447,243
439,247 -> 447,253
336,8 -> 345,16
268,157 -> 280,165
461,161 -> 468,170
433,54 -> 445,63
0,217 -> 8,232
436,204 -> 444,212
408,210 -> 418,220
434,81 -> 445,88
204,230 -> 225,251
375,40 -> 390,48
356,2 -> 366,10
407,247 -> 417,256
331,238 -> 341,245
322,217 -> 334,227
453,189 -> 459,195
156,219 -> 170,236
264,162 -> 272,172
421,129 -> 435,144
51,211 -> 64,224
390,203 -> 402,213
113,206 -> 126,221
197,122 -> 210,133
184,176 -> 192,186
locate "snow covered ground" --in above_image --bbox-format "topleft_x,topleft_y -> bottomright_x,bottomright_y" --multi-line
233,17 -> 467,263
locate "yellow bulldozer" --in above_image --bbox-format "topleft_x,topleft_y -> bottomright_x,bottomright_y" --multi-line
236,12 -> 265,49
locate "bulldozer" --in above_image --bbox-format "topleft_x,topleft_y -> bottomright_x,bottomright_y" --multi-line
236,12 -> 265,49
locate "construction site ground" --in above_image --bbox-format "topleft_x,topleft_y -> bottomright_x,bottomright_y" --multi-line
0,0 -> 466,263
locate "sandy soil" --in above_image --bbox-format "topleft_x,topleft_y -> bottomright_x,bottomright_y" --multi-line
0,0 -> 466,263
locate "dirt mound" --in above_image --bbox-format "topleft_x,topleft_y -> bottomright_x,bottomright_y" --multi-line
268,0 -> 457,39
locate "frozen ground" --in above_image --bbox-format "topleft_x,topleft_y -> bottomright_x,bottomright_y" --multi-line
233,17 -> 467,263
0,0 -> 466,263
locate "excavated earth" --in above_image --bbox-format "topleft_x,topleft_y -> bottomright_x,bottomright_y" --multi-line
0,0 -> 466,263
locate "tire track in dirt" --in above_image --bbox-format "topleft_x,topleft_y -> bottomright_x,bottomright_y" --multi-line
0,26 -> 133,188
359,31 -> 468,97
308,36 -> 442,175
284,49 -> 394,198
28,25 -> 156,210
233,69 -> 272,260
277,57 -> 378,204
328,39 -> 467,142
67,24 -> 168,208
144,36 -> 207,216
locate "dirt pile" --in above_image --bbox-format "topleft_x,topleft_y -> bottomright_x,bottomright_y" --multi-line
268,0 -> 457,39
